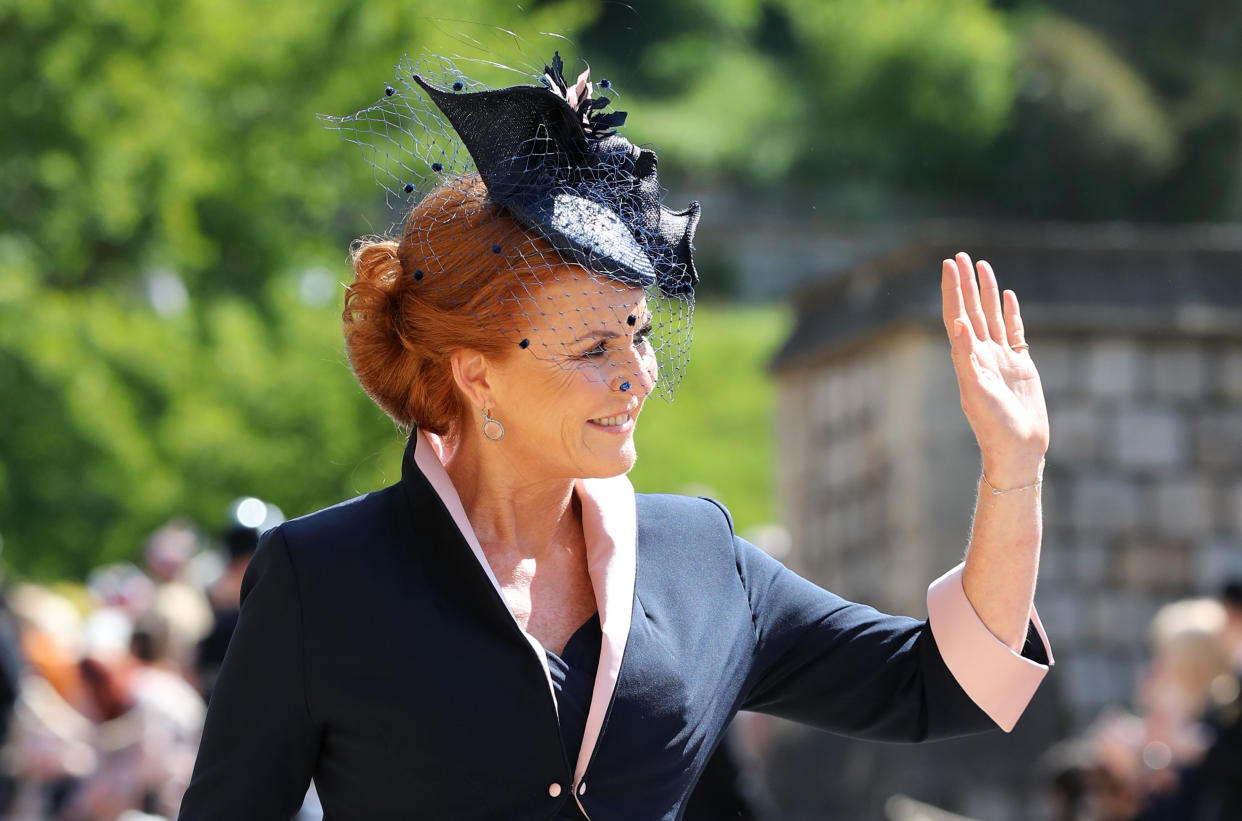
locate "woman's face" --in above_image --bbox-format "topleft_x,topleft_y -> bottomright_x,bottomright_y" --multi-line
483,266 -> 658,480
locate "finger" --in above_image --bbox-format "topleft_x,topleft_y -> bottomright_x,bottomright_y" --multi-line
941,262 -> 980,379
941,262 -> 984,392
954,251 -> 988,339
1003,289 -> 1028,351
940,259 -> 969,338
976,260 -> 1006,343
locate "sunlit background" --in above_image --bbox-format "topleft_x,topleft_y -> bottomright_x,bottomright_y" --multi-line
3,1 -> 1242,819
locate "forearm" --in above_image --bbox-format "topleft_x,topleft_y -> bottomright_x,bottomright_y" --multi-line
961,458 -> 1044,652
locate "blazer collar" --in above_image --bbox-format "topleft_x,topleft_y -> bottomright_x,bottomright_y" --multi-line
403,429 -> 637,784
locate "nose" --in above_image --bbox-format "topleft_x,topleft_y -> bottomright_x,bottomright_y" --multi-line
612,352 -> 657,397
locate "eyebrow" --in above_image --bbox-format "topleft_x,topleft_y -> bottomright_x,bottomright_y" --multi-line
571,316 -> 653,344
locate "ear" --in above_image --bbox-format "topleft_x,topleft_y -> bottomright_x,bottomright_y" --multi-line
450,348 -> 494,410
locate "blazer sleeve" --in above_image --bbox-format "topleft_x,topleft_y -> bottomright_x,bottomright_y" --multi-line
178,526 -> 320,820
726,525 -> 1051,741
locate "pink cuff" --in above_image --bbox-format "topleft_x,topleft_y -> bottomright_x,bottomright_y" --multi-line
926,562 -> 1054,733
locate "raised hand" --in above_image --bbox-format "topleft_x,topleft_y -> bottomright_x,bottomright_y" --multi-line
941,251 -> 1049,488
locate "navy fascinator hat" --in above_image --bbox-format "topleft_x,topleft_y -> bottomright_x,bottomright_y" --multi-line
321,47 -> 700,400
411,54 -> 700,297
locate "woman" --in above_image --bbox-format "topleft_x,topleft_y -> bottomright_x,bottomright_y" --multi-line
178,52 -> 1053,820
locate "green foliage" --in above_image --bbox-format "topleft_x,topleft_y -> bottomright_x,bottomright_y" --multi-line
0,0 -> 599,297
1019,16 -> 1177,173
984,12 -> 1180,218
1000,2 -> 1242,220
0,267 -> 405,578
780,0 -> 1015,182
579,0 -> 1016,185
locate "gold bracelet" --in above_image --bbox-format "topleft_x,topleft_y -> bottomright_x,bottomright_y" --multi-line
981,461 -> 1045,496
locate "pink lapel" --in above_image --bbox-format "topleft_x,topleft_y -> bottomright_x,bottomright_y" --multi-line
412,430 -> 638,777
572,474 -> 637,784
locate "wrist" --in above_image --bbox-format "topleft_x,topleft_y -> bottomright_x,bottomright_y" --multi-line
981,454 -> 1045,490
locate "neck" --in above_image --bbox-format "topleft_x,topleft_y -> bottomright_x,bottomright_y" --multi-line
442,428 -> 580,562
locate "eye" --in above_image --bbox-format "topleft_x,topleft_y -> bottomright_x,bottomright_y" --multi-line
575,322 -> 654,360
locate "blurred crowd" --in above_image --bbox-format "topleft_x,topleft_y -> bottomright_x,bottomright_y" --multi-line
0,498 -> 309,821
1039,583 -> 1242,821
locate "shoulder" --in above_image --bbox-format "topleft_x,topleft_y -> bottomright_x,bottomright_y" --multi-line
270,483 -> 406,566
243,484 -> 416,614
634,492 -> 739,574
635,491 -> 736,535
630,493 -> 754,618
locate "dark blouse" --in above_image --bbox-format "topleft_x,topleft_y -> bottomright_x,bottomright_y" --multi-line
547,614 -> 602,820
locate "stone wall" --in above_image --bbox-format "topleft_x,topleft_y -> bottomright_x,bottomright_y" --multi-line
1031,335 -> 1242,723
775,327 -> 978,617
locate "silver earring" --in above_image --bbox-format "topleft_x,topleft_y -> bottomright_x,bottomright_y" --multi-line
481,408 -> 505,441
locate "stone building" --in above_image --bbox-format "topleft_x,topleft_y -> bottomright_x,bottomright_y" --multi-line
762,223 -> 1242,820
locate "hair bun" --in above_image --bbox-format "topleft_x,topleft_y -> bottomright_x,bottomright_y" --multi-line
342,176 -> 562,437
344,239 -> 421,426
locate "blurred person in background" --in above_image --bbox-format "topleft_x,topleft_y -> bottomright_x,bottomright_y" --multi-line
0,568 -> 206,819
1133,597 -> 1228,820
1087,709 -> 1156,821
1196,580 -> 1242,820
140,522 -> 214,685
86,564 -> 155,621
0,564 -> 26,814
1034,737 -> 1101,821
1037,597 -> 1230,821
142,523 -> 198,588
125,609 -> 206,817
52,589 -> 203,820
51,590 -> 150,820
193,497 -> 282,703
1,583 -> 95,819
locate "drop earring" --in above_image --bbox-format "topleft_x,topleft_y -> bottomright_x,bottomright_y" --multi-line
481,408 -> 505,441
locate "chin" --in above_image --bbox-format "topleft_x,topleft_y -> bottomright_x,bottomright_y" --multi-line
615,441 -> 639,475
585,441 -> 638,478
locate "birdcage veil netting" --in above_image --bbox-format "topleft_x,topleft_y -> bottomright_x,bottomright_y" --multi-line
319,47 -> 700,401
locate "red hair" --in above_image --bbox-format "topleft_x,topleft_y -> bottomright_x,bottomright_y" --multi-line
343,174 -> 563,435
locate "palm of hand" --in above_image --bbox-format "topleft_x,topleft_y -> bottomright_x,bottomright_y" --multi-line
941,252 -> 1050,478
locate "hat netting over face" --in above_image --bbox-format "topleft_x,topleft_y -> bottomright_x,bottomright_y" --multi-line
320,50 -> 701,402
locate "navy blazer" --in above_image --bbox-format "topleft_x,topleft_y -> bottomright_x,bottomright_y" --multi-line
178,432 -> 1051,820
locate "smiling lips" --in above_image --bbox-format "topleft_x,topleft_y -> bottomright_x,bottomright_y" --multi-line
589,412 -> 631,427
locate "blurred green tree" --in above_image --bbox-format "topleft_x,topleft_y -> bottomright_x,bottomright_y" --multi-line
0,0 -> 598,297
578,0 -> 1016,186
1001,0 -> 1242,220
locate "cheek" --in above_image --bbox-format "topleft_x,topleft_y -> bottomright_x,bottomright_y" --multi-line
521,359 -> 604,419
